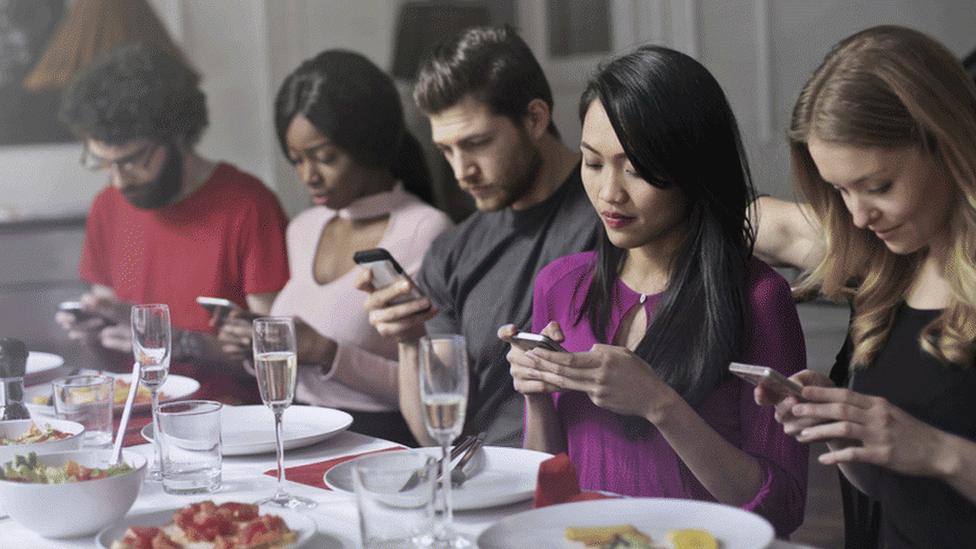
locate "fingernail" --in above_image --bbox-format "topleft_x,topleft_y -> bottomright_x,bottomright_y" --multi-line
400,280 -> 411,291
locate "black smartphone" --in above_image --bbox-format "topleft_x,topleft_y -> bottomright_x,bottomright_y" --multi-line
729,362 -> 804,399
57,301 -> 113,324
511,331 -> 568,353
196,296 -> 258,322
353,248 -> 426,305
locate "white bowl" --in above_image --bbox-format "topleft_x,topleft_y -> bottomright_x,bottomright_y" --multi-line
0,448 -> 147,538
0,418 -> 85,464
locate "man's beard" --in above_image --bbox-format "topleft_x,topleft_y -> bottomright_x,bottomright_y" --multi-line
122,145 -> 184,209
479,137 -> 542,211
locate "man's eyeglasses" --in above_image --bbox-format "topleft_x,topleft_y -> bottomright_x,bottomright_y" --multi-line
80,142 -> 161,175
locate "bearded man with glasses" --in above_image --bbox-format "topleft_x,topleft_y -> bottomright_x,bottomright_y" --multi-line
55,43 -> 290,405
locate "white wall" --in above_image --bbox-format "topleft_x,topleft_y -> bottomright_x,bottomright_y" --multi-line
1,1 -> 975,220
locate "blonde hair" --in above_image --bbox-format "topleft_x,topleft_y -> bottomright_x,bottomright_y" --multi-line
791,25 -> 976,369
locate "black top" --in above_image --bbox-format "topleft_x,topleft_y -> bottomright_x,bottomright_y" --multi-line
841,303 -> 976,548
418,166 -> 600,446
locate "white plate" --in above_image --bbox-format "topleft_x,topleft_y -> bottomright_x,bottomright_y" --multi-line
23,352 -> 65,385
324,446 -> 551,510
477,497 -> 775,549
95,505 -> 316,549
144,405 -> 353,456
25,373 -> 201,416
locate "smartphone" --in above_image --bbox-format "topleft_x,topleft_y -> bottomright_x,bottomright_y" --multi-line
511,331 -> 568,353
353,248 -> 426,305
729,362 -> 804,399
196,296 -> 258,322
57,301 -> 113,324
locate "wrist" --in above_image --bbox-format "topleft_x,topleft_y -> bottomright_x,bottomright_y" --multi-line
645,386 -> 683,426
933,430 -> 964,481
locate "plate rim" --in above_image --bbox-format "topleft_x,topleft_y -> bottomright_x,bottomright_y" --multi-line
94,503 -> 317,549
324,445 -> 552,510
25,351 -> 65,372
476,496 -> 775,549
24,372 -> 201,415
143,404 -> 353,456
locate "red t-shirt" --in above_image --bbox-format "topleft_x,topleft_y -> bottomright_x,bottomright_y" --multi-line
79,162 -> 290,331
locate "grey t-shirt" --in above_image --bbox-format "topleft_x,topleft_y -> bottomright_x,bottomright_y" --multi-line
417,167 -> 600,446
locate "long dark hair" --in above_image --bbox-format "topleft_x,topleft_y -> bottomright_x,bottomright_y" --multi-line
274,49 -> 433,204
578,45 -> 757,407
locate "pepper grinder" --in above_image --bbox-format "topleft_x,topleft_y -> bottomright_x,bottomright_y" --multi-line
0,338 -> 30,420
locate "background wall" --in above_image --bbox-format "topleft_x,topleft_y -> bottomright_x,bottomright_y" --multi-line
1,0 -> 974,220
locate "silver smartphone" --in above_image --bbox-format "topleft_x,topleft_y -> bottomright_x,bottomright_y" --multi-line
57,301 -> 113,324
353,248 -> 426,305
729,362 -> 804,398
511,331 -> 568,353
196,296 -> 257,322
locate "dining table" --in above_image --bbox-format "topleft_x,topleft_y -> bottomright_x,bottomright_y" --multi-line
0,428 -> 822,549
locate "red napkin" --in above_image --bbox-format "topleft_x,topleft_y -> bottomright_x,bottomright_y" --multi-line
116,412 -> 155,448
262,446 -> 404,490
533,453 -> 617,508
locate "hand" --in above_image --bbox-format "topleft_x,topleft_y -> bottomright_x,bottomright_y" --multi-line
498,322 -> 561,395
755,369 -> 834,437
55,311 -> 107,343
355,268 -> 436,342
792,385 -> 951,477
217,316 -> 252,360
529,343 -> 679,422
99,324 -> 132,354
80,289 -> 131,325
294,317 -> 337,370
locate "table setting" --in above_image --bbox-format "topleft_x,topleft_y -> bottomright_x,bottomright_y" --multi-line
0,318 -> 820,548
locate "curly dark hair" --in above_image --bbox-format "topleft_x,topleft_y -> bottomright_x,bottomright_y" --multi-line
59,42 -> 207,146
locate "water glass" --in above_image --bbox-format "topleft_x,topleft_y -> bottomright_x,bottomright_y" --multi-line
354,451 -> 437,549
157,400 -> 222,495
52,375 -> 114,447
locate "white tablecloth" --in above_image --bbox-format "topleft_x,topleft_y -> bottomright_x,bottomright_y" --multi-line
0,431 -> 818,548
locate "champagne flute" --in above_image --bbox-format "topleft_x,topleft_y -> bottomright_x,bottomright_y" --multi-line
252,317 -> 316,509
131,304 -> 171,482
419,334 -> 473,548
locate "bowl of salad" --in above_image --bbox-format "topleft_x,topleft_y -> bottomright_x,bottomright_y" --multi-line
0,448 -> 146,538
0,419 -> 84,464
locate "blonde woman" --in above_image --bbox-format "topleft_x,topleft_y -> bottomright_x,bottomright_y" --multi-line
753,26 -> 976,547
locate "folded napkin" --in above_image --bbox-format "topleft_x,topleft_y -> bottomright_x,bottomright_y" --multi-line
262,446 -> 404,490
533,453 -> 617,508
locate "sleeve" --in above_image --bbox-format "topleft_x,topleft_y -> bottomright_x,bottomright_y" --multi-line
417,231 -> 461,335
303,342 -> 400,407
78,193 -> 112,286
238,188 -> 290,296
736,267 -> 809,536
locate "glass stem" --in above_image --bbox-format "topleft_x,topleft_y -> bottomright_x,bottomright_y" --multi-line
150,388 -> 162,472
439,440 -> 453,537
273,407 -> 286,498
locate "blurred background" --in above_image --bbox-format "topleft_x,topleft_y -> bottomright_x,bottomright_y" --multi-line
0,3 -> 974,545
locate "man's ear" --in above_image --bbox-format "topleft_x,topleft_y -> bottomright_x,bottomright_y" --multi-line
522,98 -> 552,141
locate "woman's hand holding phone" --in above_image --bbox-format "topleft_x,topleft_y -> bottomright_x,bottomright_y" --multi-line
499,322 -> 565,395
754,369 -> 836,437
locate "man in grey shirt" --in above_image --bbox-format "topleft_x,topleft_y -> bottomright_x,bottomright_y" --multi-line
359,26 -> 599,446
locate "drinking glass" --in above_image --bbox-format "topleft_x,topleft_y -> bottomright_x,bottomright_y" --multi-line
131,303 -> 171,482
252,317 -> 315,509
157,400 -> 222,494
419,334 -> 472,548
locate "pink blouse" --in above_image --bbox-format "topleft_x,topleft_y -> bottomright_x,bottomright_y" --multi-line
271,184 -> 452,412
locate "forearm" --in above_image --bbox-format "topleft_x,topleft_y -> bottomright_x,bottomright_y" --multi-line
175,330 -> 248,374
936,431 -> 976,504
523,394 -> 566,453
398,342 -> 435,446
654,396 -> 764,506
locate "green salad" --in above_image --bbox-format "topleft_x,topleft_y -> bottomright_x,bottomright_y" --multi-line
0,452 -> 133,483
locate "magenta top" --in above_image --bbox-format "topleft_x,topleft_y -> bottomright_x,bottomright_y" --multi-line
531,252 -> 809,535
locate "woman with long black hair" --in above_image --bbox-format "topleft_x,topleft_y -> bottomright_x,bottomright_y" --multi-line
500,45 -> 808,535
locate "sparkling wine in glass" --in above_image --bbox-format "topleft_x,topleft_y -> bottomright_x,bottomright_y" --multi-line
131,304 -> 171,482
419,334 -> 472,548
252,317 -> 315,509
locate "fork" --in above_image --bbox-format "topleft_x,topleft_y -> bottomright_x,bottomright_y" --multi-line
398,434 -> 477,492
450,431 -> 486,487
